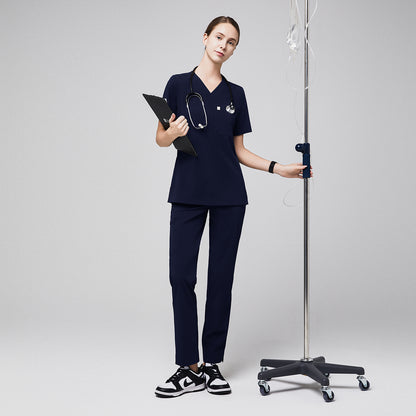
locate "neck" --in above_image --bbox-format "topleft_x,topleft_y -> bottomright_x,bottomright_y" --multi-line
195,53 -> 222,80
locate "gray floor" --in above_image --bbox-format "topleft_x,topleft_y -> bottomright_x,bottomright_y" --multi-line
1,322 -> 413,416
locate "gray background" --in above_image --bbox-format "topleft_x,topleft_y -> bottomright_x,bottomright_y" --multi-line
1,0 -> 415,414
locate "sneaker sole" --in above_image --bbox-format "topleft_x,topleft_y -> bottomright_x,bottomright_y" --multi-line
155,383 -> 206,398
206,386 -> 232,395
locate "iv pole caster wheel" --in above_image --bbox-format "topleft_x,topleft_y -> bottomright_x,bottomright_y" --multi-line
321,386 -> 335,402
258,380 -> 270,396
357,376 -> 370,391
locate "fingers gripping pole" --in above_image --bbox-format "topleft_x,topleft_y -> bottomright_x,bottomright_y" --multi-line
295,143 -> 311,179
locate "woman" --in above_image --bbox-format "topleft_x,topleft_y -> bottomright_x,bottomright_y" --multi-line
154,16 -> 310,398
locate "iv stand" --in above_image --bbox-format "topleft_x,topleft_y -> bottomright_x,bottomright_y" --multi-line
257,0 -> 370,402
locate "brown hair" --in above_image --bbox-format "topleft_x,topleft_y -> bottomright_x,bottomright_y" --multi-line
205,16 -> 240,45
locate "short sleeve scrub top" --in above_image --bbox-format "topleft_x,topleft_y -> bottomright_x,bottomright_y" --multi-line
163,71 -> 252,206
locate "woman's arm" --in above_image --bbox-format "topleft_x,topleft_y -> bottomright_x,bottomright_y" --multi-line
234,135 -> 311,179
156,113 -> 190,147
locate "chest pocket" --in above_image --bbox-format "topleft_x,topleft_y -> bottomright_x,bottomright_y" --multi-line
211,102 -> 237,137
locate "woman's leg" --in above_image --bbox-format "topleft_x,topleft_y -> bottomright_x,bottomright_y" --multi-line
169,203 -> 208,366
202,205 -> 246,364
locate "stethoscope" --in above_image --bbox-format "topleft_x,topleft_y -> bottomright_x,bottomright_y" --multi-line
185,66 -> 235,130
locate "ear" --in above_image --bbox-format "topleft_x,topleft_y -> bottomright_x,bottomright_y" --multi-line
203,32 -> 208,46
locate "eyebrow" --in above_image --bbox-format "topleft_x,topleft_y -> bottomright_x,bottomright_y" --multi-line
215,32 -> 237,43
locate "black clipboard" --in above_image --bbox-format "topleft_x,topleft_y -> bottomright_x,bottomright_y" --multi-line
143,94 -> 197,157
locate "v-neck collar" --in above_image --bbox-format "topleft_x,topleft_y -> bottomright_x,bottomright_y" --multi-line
193,71 -> 224,95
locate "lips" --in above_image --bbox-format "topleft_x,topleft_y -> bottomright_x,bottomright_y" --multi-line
215,51 -> 224,57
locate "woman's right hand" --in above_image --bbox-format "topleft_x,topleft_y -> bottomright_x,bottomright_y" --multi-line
167,113 -> 189,142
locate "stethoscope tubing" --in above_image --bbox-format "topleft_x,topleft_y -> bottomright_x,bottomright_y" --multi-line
186,66 -> 235,129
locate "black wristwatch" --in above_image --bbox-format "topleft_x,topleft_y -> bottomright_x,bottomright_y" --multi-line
268,161 -> 277,173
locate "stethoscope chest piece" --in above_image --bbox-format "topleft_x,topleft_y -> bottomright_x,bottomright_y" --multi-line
226,104 -> 235,114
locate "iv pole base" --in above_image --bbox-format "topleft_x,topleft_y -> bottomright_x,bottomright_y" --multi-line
257,357 -> 369,401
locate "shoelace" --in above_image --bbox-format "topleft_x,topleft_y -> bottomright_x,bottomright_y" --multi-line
166,367 -> 186,383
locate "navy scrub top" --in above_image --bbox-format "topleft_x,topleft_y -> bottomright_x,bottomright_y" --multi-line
163,71 -> 252,206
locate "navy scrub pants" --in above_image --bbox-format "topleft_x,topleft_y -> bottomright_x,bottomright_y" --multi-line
169,203 -> 246,366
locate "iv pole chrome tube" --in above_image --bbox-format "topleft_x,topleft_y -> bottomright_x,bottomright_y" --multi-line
303,0 -> 311,362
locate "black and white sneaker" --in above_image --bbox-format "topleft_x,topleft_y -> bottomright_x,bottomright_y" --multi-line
155,366 -> 206,398
200,363 -> 231,395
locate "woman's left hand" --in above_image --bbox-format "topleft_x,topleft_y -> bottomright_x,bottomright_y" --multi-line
275,163 -> 313,179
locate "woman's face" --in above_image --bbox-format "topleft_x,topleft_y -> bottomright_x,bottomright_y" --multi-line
203,23 -> 239,64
